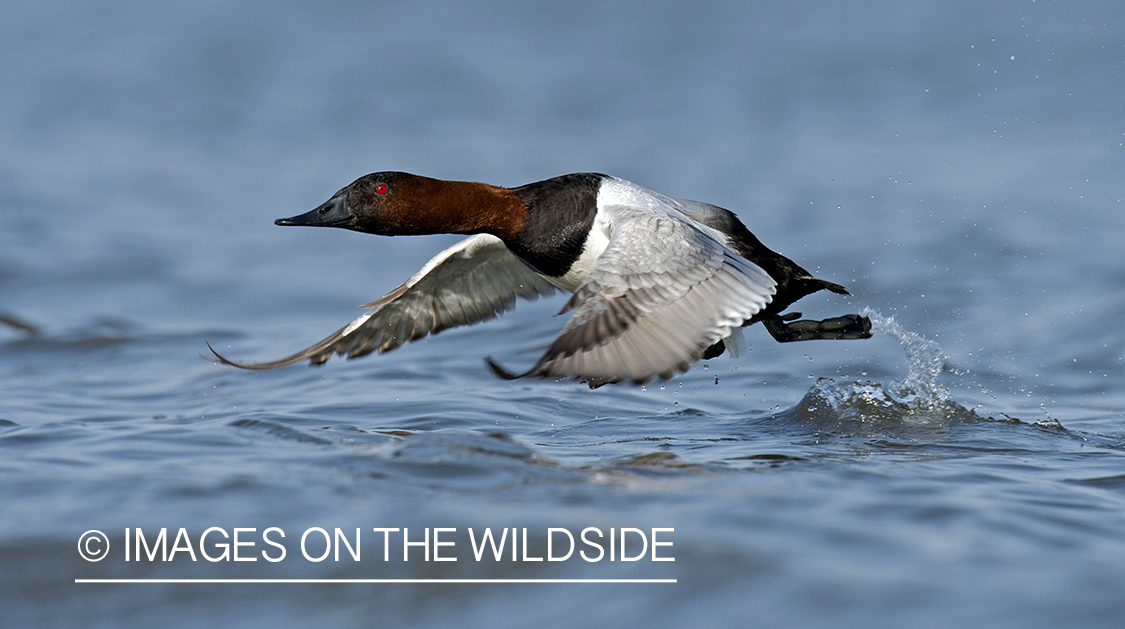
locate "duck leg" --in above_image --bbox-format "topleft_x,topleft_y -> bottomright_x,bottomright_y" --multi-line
761,312 -> 872,343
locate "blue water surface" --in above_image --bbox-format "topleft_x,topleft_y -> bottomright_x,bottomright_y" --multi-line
2,1 -> 1124,627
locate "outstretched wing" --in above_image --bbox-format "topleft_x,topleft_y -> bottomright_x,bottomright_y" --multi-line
522,204 -> 776,384
209,234 -> 556,369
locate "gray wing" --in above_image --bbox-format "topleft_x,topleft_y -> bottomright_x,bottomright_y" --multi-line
210,234 -> 556,369
523,204 -> 776,384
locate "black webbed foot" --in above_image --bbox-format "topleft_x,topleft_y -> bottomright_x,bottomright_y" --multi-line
762,313 -> 872,343
486,356 -> 612,388
702,339 -> 726,359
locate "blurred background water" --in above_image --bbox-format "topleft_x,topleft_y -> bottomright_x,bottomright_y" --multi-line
2,0 -> 1123,627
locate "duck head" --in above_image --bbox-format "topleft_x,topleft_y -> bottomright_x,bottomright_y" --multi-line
275,172 -> 408,235
275,171 -> 526,239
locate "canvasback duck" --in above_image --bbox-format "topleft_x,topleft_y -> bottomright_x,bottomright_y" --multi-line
209,172 -> 871,385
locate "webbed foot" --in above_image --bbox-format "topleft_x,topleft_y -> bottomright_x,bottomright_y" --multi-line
762,312 -> 872,343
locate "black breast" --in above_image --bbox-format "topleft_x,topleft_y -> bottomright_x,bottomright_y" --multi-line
505,173 -> 604,278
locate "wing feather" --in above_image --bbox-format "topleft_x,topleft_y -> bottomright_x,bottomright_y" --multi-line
208,234 -> 556,370
523,204 -> 776,383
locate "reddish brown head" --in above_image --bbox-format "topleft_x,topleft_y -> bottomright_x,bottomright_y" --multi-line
276,172 -> 528,240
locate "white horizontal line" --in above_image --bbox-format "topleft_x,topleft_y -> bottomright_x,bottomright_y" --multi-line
75,578 -> 676,584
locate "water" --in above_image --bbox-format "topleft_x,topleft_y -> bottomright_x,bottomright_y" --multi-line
2,0 -> 1124,627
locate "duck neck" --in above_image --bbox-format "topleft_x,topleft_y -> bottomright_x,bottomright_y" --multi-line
396,178 -> 528,239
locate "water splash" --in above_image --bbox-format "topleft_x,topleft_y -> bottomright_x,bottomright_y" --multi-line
788,309 -> 977,427
864,308 -> 947,409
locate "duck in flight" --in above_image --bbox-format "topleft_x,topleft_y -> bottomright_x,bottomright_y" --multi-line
208,172 -> 871,386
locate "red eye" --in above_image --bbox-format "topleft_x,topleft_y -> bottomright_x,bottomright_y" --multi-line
375,184 -> 388,195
